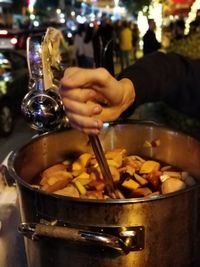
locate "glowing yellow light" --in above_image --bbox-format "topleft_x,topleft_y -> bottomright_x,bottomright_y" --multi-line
137,0 -> 163,50
185,0 -> 200,34
148,1 -> 162,42
138,12 -> 148,34
28,6 -> 34,13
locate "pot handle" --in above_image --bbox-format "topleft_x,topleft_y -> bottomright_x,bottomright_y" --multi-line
18,222 -> 144,254
0,151 -> 16,186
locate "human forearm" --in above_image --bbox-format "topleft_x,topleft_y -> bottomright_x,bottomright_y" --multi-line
118,51 -> 200,118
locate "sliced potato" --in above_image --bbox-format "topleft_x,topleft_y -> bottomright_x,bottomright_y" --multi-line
74,180 -> 87,195
55,184 -> 80,197
107,159 -> 121,168
73,172 -> 91,185
105,148 -> 127,159
41,164 -> 66,185
163,171 -> 181,179
129,155 -> 145,163
143,140 -> 152,148
109,165 -> 120,182
42,164 -> 66,177
125,156 -> 143,171
140,160 -> 160,174
160,174 -> 170,183
46,171 -> 72,185
36,147 -> 195,200
133,173 -> 148,186
120,165 -> 136,176
105,148 -> 126,168
72,153 -> 92,171
161,178 -> 186,194
122,179 -> 140,190
42,177 -> 71,193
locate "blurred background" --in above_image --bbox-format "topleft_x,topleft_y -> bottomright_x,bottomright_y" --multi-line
0,0 -> 200,160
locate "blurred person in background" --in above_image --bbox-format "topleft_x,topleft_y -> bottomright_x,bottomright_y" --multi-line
119,20 -> 133,70
82,23 -> 95,68
130,22 -> 139,61
143,19 -> 161,56
173,18 -> 185,40
92,21 -> 102,68
112,20 -> 122,64
98,17 -> 114,49
74,23 -> 85,67
161,25 -> 173,50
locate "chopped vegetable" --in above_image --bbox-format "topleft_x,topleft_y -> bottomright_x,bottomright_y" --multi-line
143,140 -> 152,148
161,178 -> 186,194
33,147 -> 196,200
72,153 -> 92,171
143,139 -> 161,148
133,173 -> 148,186
122,179 -> 140,190
140,160 -> 160,174
74,180 -> 87,195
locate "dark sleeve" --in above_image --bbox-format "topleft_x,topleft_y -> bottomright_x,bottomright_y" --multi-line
117,51 -> 200,119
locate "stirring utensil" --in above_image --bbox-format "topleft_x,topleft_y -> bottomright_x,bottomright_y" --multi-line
29,27 -> 119,199
51,70 -> 119,198
89,135 -> 120,199
89,39 -> 119,198
50,62 -> 118,198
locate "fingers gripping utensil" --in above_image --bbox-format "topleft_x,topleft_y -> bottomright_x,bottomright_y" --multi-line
21,27 -> 119,199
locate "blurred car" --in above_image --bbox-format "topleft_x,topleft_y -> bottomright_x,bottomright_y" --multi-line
0,25 -> 74,51
0,49 -> 29,136
0,28 -> 47,50
0,29 -> 19,49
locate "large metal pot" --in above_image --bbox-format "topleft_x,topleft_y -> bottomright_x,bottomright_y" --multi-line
8,121 -> 200,267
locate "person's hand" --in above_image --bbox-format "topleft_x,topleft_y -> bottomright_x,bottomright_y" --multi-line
60,67 -> 135,134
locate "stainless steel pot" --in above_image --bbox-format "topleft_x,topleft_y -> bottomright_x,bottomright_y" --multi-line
8,121 -> 200,267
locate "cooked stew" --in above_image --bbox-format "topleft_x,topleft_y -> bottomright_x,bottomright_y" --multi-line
32,148 -> 196,199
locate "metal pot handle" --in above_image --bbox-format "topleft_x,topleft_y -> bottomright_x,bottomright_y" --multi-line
0,151 -> 16,186
18,222 -> 144,254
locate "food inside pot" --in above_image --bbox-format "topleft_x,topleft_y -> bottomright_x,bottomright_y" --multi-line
31,148 -> 197,199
